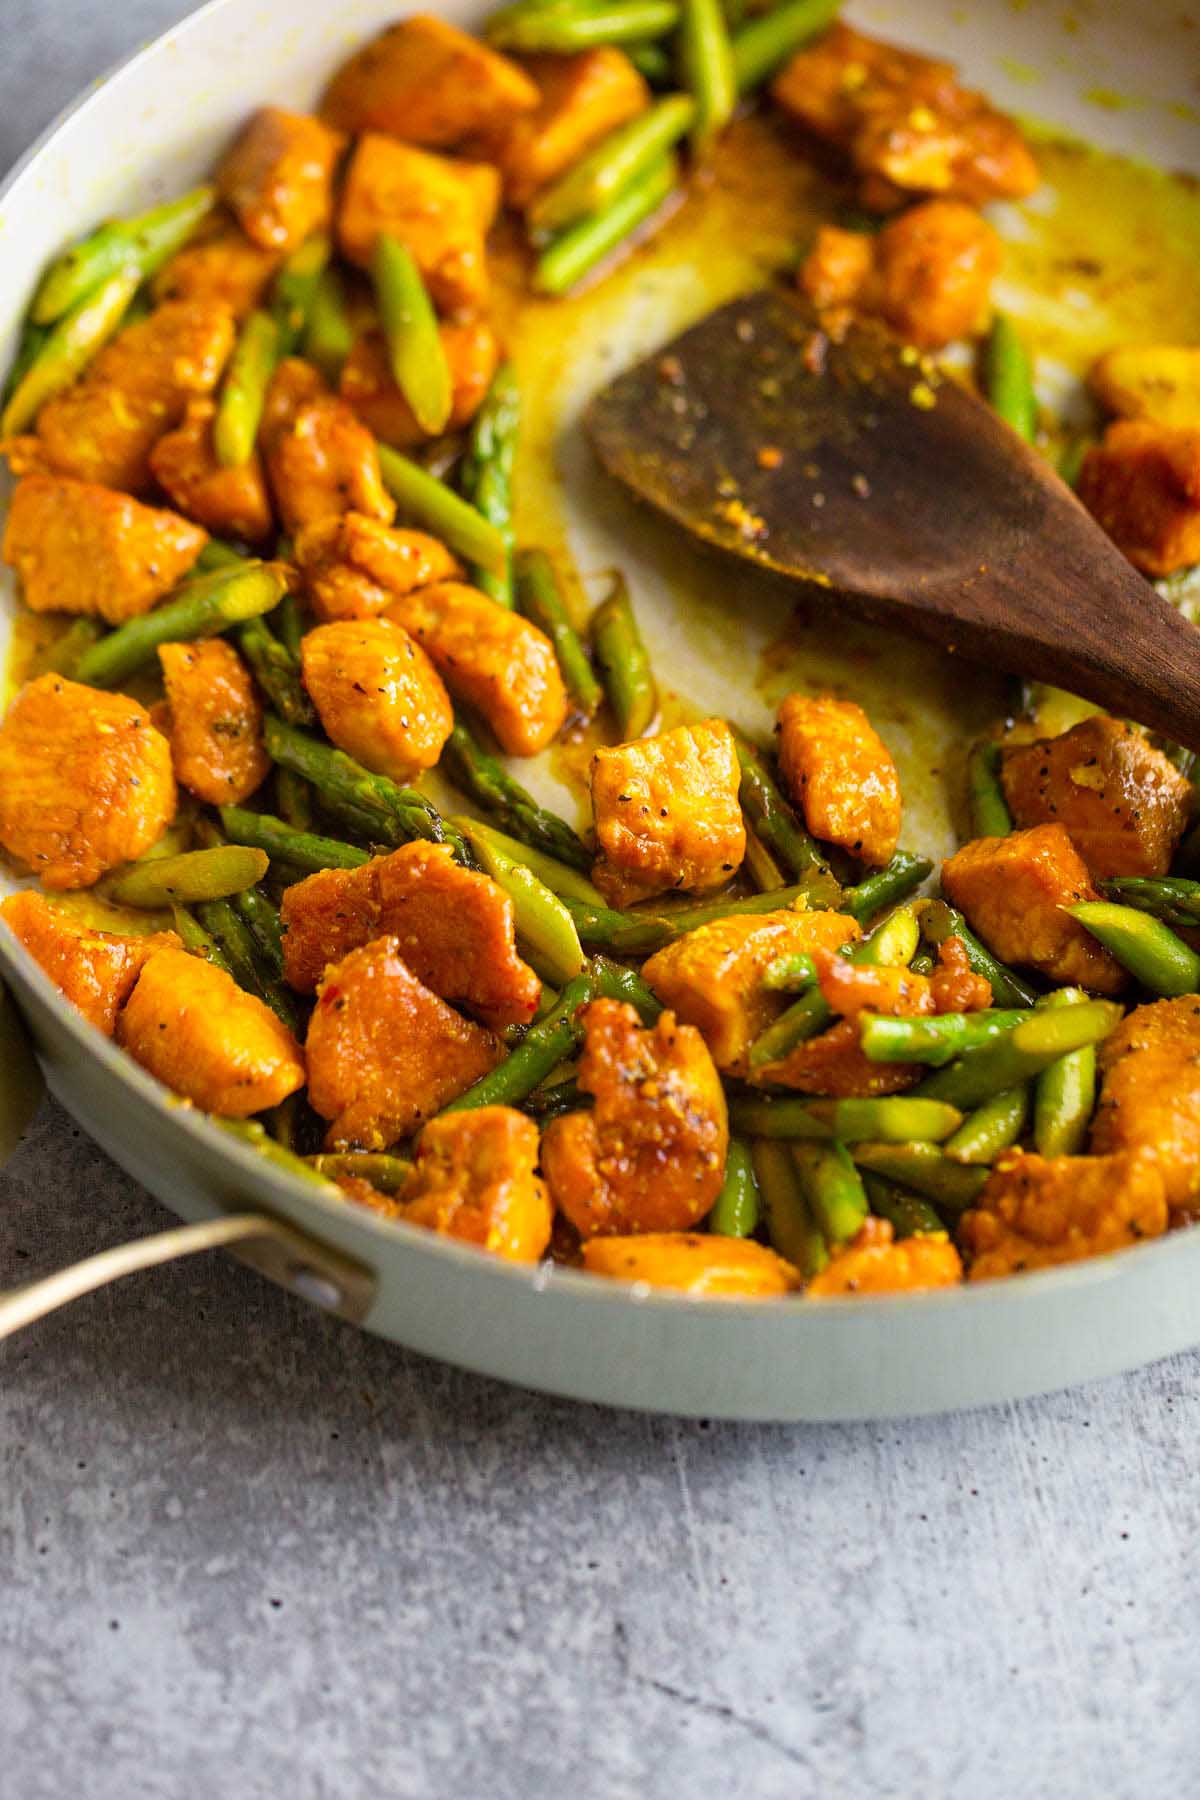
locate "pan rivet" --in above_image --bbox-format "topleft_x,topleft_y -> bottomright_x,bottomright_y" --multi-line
289,1267 -> 343,1311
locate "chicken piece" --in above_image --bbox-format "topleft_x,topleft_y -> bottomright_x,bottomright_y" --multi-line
752,944 -> 935,1097
1000,716 -> 1192,880
928,933 -> 993,1014
807,1216 -> 962,1296
397,1107 -> 552,1263
321,14 -> 539,147
262,357 -> 395,534
2,474 -> 206,623
149,399 -> 274,543
294,511 -> 461,621
582,1233 -> 800,1297
1089,344 -> 1200,432
541,999 -> 728,1237
642,908 -> 860,1073
0,675 -> 176,889
1091,997 -> 1200,1215
337,135 -> 495,315
960,1148 -> 1167,1280
1076,420 -> 1200,578
799,202 -> 1000,349
280,843 -> 541,1032
776,692 -> 901,867
493,49 -> 649,209
0,891 -> 179,1036
772,22 -> 1038,207
305,936 -> 501,1148
157,639 -> 270,805
216,107 -> 345,253
383,581 -> 567,756
589,719 -> 745,907
151,218 -> 281,318
118,945 -> 304,1115
299,618 -> 453,784
34,299 -> 235,493
941,824 -> 1126,994
339,319 -> 500,448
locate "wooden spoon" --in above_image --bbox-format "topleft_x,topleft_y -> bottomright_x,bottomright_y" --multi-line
585,288 -> 1200,748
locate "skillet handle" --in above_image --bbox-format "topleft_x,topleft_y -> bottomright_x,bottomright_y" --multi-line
0,1210 -> 376,1341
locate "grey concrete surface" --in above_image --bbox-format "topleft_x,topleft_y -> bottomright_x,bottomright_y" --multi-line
3,9 -> 1200,1798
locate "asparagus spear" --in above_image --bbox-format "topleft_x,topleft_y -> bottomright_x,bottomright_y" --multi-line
861,1174 -> 946,1239
841,853 -> 933,924
851,1143 -> 988,1214
708,1136 -> 761,1237
752,1140 -> 827,1278
515,549 -> 602,718
521,1078 -> 589,1121
443,971 -> 597,1112
590,575 -> 658,737
589,954 -> 663,1023
488,0 -> 681,51
193,816 -> 286,974
170,903 -> 234,975
2,263 -> 141,436
531,95 -> 696,233
371,235 -> 452,437
733,731 -> 840,900
109,845 -> 269,909
307,1153 -> 413,1193
628,41 -> 673,83
746,903 -> 919,1068
917,899 -> 1038,1009
277,769 -> 314,830
914,1000 -> 1122,1110
448,815 -> 603,904
678,0 -> 736,145
792,1141 -> 869,1246
33,617 -> 105,679
966,739 -> 1013,838
218,806 -> 371,872
377,443 -> 508,576
442,719 -> 592,871
943,1085 -> 1029,1165
730,1095 -> 963,1144
730,0 -> 840,93
236,615 -> 315,727
74,562 -> 290,689
858,1008 -> 1026,1068
1033,990 -> 1097,1159
194,538 -> 250,574
195,895 -> 301,1031
460,361 -> 520,605
1,318 -> 48,407
218,1118 -> 339,1190
214,309 -> 280,468
1070,900 -> 1200,995
31,185 -> 215,324
264,716 -> 449,852
456,817 -> 586,985
270,231 -> 331,358
984,314 -> 1037,444
535,154 -> 678,296
303,266 -> 355,384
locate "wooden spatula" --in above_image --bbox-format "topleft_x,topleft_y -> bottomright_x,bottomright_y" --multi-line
586,288 -> 1200,748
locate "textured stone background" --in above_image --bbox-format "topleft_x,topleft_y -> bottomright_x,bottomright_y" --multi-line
4,9 -> 1200,1797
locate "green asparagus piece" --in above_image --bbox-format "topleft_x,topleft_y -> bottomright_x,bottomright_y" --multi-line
1058,434 -> 1093,490
195,896 -> 301,1031
443,971 -> 597,1112
488,0 -> 681,51
791,1140 -> 868,1245
678,0 -> 736,144
730,1095 -> 963,1144
2,318 -> 48,406
708,1137 -> 761,1237
236,615 -> 315,727
303,265 -> 355,384
1105,874 -> 1200,930
522,1077 -> 589,1121
231,884 -> 286,976
984,314 -> 1037,444
442,718 -> 592,870
858,1008 -> 1026,1068
371,234 -> 452,437
730,0 -> 840,93
33,617 -> 105,679
733,732 -> 840,901
277,769 -> 314,830
563,885 -> 809,956
943,1085 -> 1029,1165
628,41 -> 673,82
535,153 -> 677,296
74,562 -> 290,689
275,592 -> 306,660
461,361 -> 520,604
743,829 -> 788,893
264,716 -> 449,852
194,538 -> 249,573
531,95 -> 696,233
1033,989 -> 1096,1159
851,1143 -> 988,1214
2,263 -> 141,436
31,185 -> 215,324
590,574 -> 658,737
307,1152 -> 413,1193
841,853 -> 933,924
448,816 -> 603,904
760,951 -> 818,992
515,549 -> 603,718
1069,900 -> 1200,996
746,903 -> 918,1068
270,231 -> 331,357
214,309 -> 280,467
109,845 -> 269,909
917,899 -> 1038,1008
377,443 -> 508,576
967,739 -> 1013,838
456,818 -> 585,984
218,806 -> 371,872
861,1174 -> 945,1239
752,1140 -> 827,1277
589,954 -> 663,1022
915,1000 -> 1122,1109
217,1118 -> 338,1190
170,903 -> 234,975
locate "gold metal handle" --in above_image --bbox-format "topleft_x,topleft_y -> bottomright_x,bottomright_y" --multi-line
0,1210 -> 375,1340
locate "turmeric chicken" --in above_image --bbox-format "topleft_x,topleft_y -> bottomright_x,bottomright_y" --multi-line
321,14 -> 540,148
582,1233 -> 801,1296
491,49 -> 650,210
1090,998 -> 1200,1216
590,719 -> 745,907
960,1148 -> 1168,1279
396,1106 -> 552,1263
216,107 -> 345,253
776,693 -> 901,868
339,319 -> 500,447
151,218 -> 281,318
1076,420 -> 1200,578
337,135 -> 497,315
149,399 -> 275,543
807,1217 -> 963,1296
158,639 -> 271,805
294,512 -> 461,621
0,891 -> 178,1036
262,357 -> 395,534
299,618 -> 453,783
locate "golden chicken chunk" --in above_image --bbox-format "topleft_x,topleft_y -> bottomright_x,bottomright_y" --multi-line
216,107 -> 345,253
3,474 -> 206,623
299,618 -> 453,783
0,891 -> 178,1036
494,49 -> 649,209
1000,716 -> 1192,879
151,218 -> 281,318
1089,344 -> 1200,432
777,692 -> 901,868
960,1148 -> 1167,1280
339,320 -> 500,448
397,1107 -> 552,1263
149,399 -> 275,543
1091,998 -> 1200,1215
1076,420 -> 1200,578
941,824 -> 1126,994
772,23 -> 1038,208
642,908 -> 859,1073
383,581 -> 567,756
262,357 -> 395,534
118,945 -> 304,1115
294,511 -> 461,621
321,14 -> 539,146
0,675 -> 176,889
541,998 -> 729,1237
34,298 -> 235,494
752,945 -> 937,1097
306,935 -> 502,1148
583,1233 -> 800,1297
590,718 -> 745,907
337,134 -> 496,315
280,842 -> 541,1031
799,202 -> 1000,349
158,639 -> 270,805
807,1217 -> 962,1296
